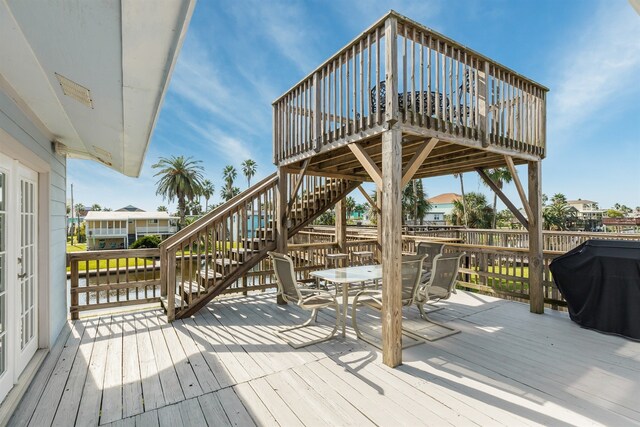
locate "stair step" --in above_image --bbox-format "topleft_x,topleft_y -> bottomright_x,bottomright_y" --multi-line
199,269 -> 223,280
160,294 -> 184,312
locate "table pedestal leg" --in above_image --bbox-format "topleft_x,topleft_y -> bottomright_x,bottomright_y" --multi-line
342,283 -> 348,337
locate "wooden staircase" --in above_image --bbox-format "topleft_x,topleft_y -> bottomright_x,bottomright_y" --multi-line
159,172 -> 358,320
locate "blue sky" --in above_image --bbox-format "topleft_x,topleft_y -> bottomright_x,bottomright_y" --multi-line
68,0 -> 640,212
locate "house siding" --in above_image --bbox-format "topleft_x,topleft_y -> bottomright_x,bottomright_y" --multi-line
0,88 -> 67,348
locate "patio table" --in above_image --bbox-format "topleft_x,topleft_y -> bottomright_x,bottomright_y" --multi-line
310,264 -> 382,337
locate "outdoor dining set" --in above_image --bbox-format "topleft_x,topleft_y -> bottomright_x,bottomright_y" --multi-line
268,242 -> 465,349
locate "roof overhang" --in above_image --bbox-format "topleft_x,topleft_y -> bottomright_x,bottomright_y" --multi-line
0,0 -> 196,177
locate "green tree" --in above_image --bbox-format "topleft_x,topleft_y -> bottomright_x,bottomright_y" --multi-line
103,207 -> 112,212
157,205 -> 168,212
344,196 -> 356,218
152,155 -> 205,227
450,192 -> 492,228
482,167 -> 513,229
606,209 -> 624,218
90,203 -> 102,211
222,165 -> 238,202
200,179 -> 215,211
313,209 -> 335,225
241,159 -> 257,188
130,234 -> 162,249
353,203 -> 366,219
402,179 -> 431,224
543,195 -> 576,230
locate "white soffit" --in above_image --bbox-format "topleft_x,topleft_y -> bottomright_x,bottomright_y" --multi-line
0,0 -> 196,177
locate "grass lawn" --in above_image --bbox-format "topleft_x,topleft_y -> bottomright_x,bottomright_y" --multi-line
66,242 -> 155,273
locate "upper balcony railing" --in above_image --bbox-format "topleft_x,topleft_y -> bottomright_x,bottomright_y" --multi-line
272,11 -> 548,166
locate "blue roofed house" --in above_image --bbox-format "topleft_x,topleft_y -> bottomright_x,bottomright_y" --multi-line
0,0 -> 194,417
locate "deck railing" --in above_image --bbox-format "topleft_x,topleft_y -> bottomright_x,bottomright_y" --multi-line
68,248 -> 161,319
303,226 -> 640,252
68,236 -> 569,316
273,11 -> 548,166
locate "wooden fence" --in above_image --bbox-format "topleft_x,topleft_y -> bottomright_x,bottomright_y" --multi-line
67,248 -> 162,319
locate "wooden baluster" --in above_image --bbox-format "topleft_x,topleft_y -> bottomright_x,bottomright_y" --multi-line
376,26 -> 381,125
402,25 -> 407,123
367,32 -> 372,128
419,31 -> 425,127
411,27 -> 416,125
352,44 -> 357,134
447,43 -> 453,133
435,39 -> 440,128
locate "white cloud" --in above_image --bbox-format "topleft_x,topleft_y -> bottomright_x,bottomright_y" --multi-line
548,2 -> 640,134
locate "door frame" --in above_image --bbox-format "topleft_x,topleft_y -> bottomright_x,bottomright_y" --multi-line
15,163 -> 38,377
0,153 -> 14,400
0,128 -> 51,353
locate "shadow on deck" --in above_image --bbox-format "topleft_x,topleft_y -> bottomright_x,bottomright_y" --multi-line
10,291 -> 640,426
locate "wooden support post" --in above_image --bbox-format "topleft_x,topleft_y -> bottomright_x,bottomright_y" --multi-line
276,167 -> 288,305
70,257 -> 79,320
528,160 -> 544,314
376,188 -> 382,259
335,199 -> 347,266
381,127 -> 403,368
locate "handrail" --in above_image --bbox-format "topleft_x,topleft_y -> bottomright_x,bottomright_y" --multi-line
160,173 -> 277,251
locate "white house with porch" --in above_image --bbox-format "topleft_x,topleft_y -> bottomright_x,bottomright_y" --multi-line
85,211 -> 178,250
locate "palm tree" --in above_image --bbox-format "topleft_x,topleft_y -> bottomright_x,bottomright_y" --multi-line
157,205 -> 168,212
201,179 -> 215,211
222,165 -> 238,202
90,203 -> 102,211
402,180 -> 432,224
482,167 -> 512,229
450,192 -> 492,228
241,159 -> 257,188
220,186 -> 240,201
152,155 -> 205,226
344,196 -> 356,218
452,173 -> 468,227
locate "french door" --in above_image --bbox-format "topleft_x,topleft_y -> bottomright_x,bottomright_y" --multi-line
0,153 -> 38,402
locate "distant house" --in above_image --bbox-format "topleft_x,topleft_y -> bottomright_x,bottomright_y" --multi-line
85,211 -> 179,250
425,193 -> 462,225
567,199 -> 604,230
116,204 -> 145,212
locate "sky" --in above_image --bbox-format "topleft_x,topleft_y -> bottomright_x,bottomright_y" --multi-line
68,0 -> 640,213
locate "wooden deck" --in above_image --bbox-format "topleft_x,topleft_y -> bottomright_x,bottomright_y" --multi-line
10,291 -> 640,426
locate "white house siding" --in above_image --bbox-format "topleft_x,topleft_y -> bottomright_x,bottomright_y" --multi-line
0,88 -> 67,348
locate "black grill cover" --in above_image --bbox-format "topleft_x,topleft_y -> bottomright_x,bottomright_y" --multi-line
549,240 -> 640,340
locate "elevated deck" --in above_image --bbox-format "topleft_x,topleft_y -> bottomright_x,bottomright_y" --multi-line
273,11 -> 547,180
12,291 -> 640,426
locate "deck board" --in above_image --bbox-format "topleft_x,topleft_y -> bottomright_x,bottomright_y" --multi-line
10,291 -> 640,426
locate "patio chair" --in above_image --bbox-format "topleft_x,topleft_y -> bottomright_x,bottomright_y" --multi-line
268,252 -> 339,349
351,254 -> 427,349
409,252 -> 465,341
416,242 -> 448,313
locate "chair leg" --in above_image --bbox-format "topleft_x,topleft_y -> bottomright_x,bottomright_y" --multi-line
274,306 -> 339,349
411,303 -> 460,342
351,296 -> 424,350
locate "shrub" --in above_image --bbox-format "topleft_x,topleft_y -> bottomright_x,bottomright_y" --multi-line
130,234 -> 162,249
